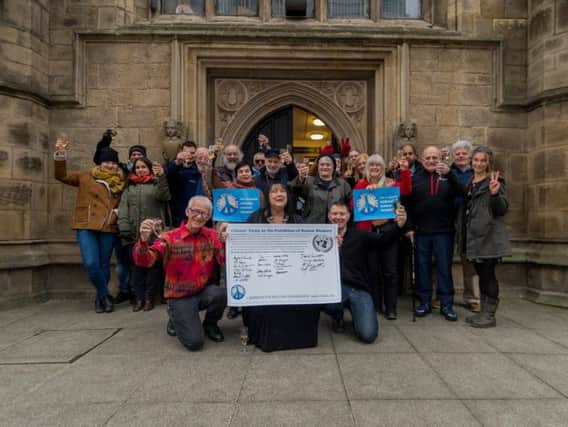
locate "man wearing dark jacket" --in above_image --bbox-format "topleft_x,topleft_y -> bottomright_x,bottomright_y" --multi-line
325,202 -> 407,343
406,146 -> 466,321
253,149 -> 298,195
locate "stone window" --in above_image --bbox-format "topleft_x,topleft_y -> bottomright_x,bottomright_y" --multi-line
272,0 -> 315,17
381,0 -> 421,19
328,0 -> 369,18
216,0 -> 259,16
162,0 -> 205,15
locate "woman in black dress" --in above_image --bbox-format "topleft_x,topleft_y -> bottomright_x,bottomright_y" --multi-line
244,182 -> 320,352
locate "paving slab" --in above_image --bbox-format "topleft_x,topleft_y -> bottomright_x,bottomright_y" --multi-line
0,329 -> 118,364
351,400 -> 481,427
331,325 -> 415,353
510,354 -> 568,397
423,353 -> 561,399
25,354 -> 161,404
130,355 -> 249,403
0,402 -> 121,427
106,402 -> 234,427
69,304 -> 168,330
498,310 -> 568,330
231,401 -> 354,427
398,325 -> 496,353
338,353 -> 454,400
465,399 -> 568,427
532,328 -> 568,349
239,354 -> 345,401
0,364 -> 66,404
468,327 -> 568,354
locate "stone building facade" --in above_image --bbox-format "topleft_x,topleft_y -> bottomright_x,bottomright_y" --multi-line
0,0 -> 567,305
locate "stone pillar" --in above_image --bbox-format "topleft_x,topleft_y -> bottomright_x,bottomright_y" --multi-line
525,0 -> 568,305
0,0 -> 51,302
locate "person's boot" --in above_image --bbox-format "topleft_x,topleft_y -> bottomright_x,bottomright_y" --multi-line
466,295 -> 486,324
102,296 -> 114,313
132,300 -> 144,312
143,300 -> 154,312
113,291 -> 132,304
95,297 -> 104,314
470,297 -> 498,328
166,318 -> 176,337
227,307 -> 241,319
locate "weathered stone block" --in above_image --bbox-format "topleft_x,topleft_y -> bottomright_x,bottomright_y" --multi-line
435,106 -> 459,126
132,89 -> 170,107
50,109 -> 114,129
528,150 -> 545,180
409,104 -> 436,124
529,8 -> 553,42
410,72 -> 433,95
545,149 -> 567,178
0,210 -> 29,240
438,50 -> 463,72
459,107 -> 491,127
459,127 -> 487,146
117,107 -> 169,128
544,124 -> 568,146
505,0 -> 528,18
481,0 -> 505,18
509,154 -> 527,182
449,85 -> 491,106
557,0 -> 568,33
97,63 -> 148,89
97,7 -> 118,29
487,128 -> 527,151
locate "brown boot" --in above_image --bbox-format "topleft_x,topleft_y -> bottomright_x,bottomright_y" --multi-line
143,300 -> 154,312
132,300 -> 144,312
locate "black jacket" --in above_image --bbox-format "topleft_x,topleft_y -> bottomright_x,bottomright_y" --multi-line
406,168 -> 466,234
340,227 -> 401,294
254,163 -> 298,195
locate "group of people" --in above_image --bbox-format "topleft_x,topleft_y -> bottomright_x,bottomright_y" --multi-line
54,130 -> 511,352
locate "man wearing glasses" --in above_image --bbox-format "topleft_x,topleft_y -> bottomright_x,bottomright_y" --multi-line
252,151 -> 266,177
133,196 -> 228,351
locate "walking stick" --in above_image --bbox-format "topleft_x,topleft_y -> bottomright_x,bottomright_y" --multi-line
409,234 -> 416,322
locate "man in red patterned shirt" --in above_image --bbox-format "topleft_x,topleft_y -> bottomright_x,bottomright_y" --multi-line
134,196 -> 227,351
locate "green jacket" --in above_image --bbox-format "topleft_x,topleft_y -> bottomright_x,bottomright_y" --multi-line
117,175 -> 171,245
291,175 -> 352,224
458,176 -> 512,260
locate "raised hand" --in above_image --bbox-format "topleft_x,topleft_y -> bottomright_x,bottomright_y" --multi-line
399,158 -> 409,171
139,219 -> 155,242
298,163 -> 310,178
489,171 -> 500,195
152,162 -> 164,177
395,205 -> 407,228
55,134 -> 70,153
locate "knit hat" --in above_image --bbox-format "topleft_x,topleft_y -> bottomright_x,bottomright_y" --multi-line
97,147 -> 119,164
264,148 -> 281,159
128,145 -> 147,157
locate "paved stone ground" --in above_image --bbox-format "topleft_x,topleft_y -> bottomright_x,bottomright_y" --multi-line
1,297 -> 568,426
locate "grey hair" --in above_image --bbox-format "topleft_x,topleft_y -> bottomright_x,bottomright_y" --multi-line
451,140 -> 473,154
365,154 -> 386,187
187,195 -> 213,215
223,144 -> 244,162
472,145 -> 494,172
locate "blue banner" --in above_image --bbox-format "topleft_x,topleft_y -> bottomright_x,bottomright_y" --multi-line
213,189 -> 261,222
353,187 -> 400,222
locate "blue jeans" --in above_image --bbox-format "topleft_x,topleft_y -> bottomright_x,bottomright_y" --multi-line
415,233 -> 455,308
76,230 -> 116,299
325,285 -> 378,343
113,237 -> 130,294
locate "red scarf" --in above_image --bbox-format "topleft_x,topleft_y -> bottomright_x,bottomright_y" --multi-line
129,174 -> 154,184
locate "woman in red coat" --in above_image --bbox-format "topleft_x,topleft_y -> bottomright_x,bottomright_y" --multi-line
352,154 -> 411,319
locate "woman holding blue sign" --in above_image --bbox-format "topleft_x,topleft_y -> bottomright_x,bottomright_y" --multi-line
352,154 -> 412,320
242,182 -> 320,352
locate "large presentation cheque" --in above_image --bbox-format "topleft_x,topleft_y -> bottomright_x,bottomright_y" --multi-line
226,224 -> 341,307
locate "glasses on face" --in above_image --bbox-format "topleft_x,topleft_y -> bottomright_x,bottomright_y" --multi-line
189,208 -> 209,218
402,152 -> 414,157
254,160 -> 265,165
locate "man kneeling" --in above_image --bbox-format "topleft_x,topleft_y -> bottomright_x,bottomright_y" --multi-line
133,196 -> 227,351
325,202 -> 407,343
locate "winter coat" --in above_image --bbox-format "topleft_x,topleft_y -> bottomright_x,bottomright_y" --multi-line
254,163 -> 299,195
54,160 -> 122,233
290,175 -> 352,224
406,168 -> 465,234
117,175 -> 171,245
165,162 -> 205,227
451,163 -> 473,209
458,176 -> 512,260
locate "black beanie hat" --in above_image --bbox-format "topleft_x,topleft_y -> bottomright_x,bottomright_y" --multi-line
128,145 -> 147,157
97,147 -> 119,165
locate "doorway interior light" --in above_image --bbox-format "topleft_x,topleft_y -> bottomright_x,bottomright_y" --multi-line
309,133 -> 325,141
312,118 -> 325,126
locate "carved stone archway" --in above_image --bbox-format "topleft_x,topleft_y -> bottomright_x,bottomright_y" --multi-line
216,80 -> 366,151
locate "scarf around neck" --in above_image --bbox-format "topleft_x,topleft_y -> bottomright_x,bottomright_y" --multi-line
129,173 -> 154,185
91,166 -> 125,195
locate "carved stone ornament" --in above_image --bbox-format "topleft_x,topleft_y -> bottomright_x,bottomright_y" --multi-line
335,82 -> 364,113
161,117 -> 185,162
396,120 -> 417,147
217,80 -> 247,111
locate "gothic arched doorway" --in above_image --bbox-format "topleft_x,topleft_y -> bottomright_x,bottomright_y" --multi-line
241,106 -> 336,165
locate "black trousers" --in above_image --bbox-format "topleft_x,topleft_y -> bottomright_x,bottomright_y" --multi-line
473,259 -> 499,300
131,263 -> 163,302
369,224 -> 400,313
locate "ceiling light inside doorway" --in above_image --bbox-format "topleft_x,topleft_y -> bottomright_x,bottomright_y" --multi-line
309,133 -> 324,141
313,118 -> 325,126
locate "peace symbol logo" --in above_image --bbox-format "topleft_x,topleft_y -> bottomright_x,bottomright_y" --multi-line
231,285 -> 246,300
216,194 -> 239,215
356,193 -> 379,214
